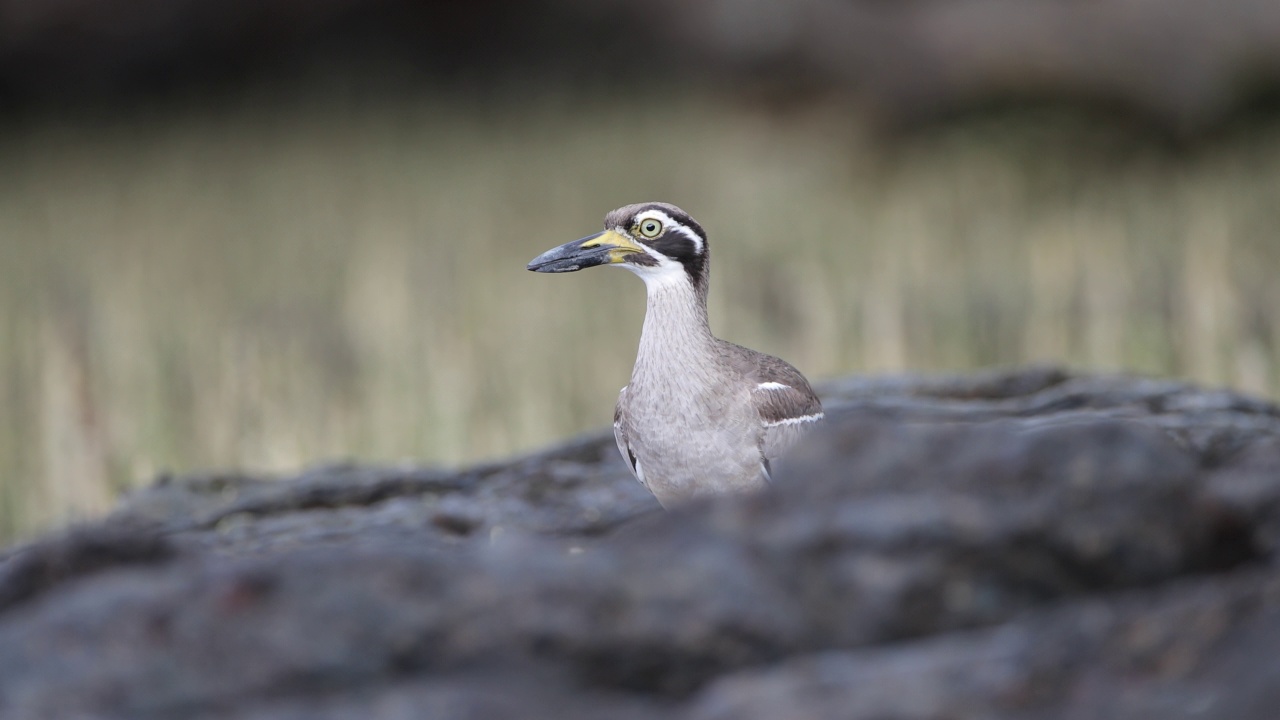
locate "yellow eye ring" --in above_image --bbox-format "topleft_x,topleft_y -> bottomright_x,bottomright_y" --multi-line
638,219 -> 663,238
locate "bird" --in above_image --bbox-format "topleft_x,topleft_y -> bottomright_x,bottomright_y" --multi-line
526,202 -> 822,507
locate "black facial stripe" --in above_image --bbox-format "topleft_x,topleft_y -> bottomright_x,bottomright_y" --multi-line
644,227 -> 707,287
645,228 -> 698,261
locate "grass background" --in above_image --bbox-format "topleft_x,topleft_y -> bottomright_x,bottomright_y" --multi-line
2,85 -> 1278,543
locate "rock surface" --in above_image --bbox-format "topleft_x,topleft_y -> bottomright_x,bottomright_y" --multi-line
1,367 -> 1279,719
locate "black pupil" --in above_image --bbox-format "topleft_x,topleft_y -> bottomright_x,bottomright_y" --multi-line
644,222 -> 656,233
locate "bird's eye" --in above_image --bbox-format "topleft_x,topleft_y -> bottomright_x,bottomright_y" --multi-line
638,219 -> 663,238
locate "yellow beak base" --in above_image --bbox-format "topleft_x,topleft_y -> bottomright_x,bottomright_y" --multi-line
526,229 -> 644,273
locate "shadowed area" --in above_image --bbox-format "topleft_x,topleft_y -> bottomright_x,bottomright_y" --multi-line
2,369 -> 1280,718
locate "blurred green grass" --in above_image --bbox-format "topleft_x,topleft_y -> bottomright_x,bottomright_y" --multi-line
1,88 -> 1278,543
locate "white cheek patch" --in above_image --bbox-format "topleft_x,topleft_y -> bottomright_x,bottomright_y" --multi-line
618,244 -> 688,286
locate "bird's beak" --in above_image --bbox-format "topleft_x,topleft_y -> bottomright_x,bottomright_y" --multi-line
526,230 -> 644,273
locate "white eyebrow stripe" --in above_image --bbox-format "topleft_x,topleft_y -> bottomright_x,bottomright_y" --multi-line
635,209 -> 704,253
667,224 -> 704,253
763,413 -> 824,428
636,209 -> 674,224
756,382 -> 791,391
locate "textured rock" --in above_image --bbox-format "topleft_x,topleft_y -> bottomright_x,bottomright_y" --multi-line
691,570 -> 1280,720
1,368 -> 1278,719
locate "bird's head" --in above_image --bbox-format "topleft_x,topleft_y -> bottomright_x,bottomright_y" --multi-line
526,202 -> 709,290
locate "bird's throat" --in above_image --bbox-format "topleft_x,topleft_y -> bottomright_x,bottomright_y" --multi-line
633,275 -> 715,387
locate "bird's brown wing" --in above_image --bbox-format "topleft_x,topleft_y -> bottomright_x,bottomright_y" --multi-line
721,342 -> 824,462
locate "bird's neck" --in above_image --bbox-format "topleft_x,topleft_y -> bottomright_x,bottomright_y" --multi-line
633,274 -> 716,386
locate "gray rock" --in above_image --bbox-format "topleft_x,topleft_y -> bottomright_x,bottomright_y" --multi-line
691,569 -> 1280,720
0,368 -> 1278,719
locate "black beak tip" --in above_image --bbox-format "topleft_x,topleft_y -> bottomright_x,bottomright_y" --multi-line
526,241 -> 611,274
527,258 -> 572,273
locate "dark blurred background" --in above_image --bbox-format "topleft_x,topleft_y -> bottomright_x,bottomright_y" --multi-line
2,0 -> 1279,541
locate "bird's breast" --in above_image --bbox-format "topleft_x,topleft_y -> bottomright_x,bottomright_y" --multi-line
620,376 -> 762,501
